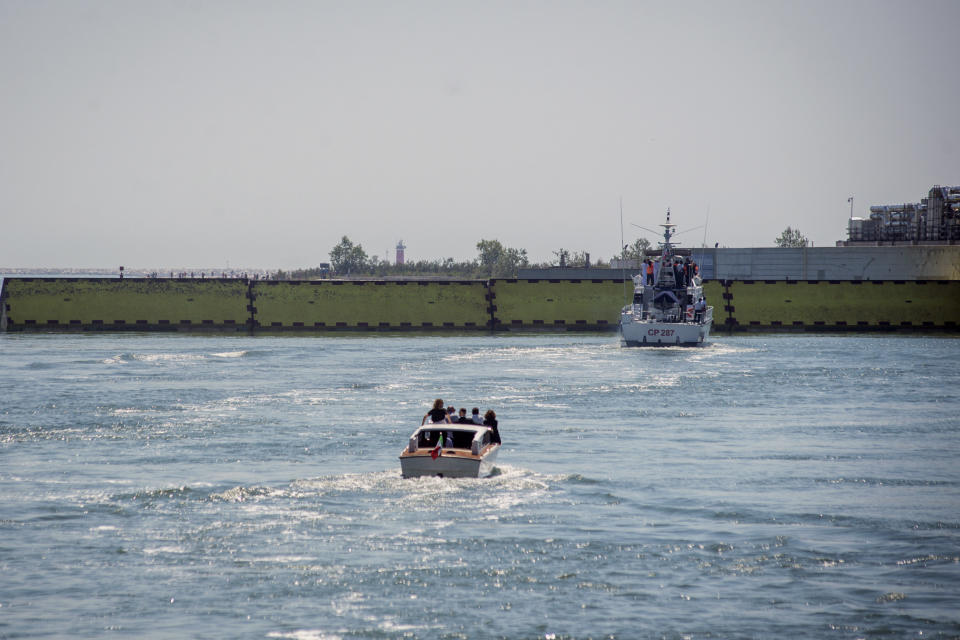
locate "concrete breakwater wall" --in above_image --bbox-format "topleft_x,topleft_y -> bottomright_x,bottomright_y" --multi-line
2,277 -> 958,333
704,245 -> 960,281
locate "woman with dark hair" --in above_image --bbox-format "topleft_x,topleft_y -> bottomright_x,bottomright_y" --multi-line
483,409 -> 501,444
422,398 -> 450,425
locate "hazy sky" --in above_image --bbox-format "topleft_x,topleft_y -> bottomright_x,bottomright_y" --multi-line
2,0 -> 958,269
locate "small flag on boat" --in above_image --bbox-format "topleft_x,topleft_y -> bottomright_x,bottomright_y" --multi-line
431,433 -> 444,460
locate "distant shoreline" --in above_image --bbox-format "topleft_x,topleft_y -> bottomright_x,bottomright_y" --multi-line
0,268 -> 270,279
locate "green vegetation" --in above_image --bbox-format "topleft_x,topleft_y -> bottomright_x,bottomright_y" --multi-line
775,226 -> 809,248
475,239 -> 528,277
622,237 -> 652,261
276,236 -> 627,280
329,236 -> 369,275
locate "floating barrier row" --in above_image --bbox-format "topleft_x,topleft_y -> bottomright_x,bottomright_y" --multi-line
2,277 -> 958,333
0,278 -> 250,331
714,279 -> 960,332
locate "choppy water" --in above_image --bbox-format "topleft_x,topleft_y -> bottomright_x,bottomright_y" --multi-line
1,333 -> 958,639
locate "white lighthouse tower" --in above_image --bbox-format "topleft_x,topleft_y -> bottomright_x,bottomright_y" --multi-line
395,240 -> 406,266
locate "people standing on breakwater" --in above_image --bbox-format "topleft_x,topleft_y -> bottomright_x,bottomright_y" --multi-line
483,410 -> 501,444
422,399 -> 450,425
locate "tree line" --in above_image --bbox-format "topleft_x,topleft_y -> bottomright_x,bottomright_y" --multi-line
272,227 -> 810,279
273,235 -> 654,280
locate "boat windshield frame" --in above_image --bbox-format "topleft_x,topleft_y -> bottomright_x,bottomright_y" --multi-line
412,425 -> 491,451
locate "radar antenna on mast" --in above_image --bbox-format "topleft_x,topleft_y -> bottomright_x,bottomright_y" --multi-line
658,208 -> 677,257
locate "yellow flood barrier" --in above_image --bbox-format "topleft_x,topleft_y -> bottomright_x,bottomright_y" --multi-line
2,277 -> 956,333
250,280 -> 491,329
489,278 -> 630,329
718,280 -> 960,331
0,278 -> 250,331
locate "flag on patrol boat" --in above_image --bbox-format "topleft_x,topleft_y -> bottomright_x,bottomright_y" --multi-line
431,433 -> 444,460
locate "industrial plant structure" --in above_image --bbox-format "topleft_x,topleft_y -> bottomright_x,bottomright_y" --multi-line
845,185 -> 960,244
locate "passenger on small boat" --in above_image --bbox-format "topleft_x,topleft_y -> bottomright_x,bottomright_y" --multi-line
422,400 -> 502,443
483,410 -> 502,444
422,398 -> 450,425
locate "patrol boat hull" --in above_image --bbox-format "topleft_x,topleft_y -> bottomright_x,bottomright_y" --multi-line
620,313 -> 712,346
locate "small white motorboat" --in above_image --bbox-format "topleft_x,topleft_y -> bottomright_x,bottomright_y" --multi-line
399,423 -> 500,478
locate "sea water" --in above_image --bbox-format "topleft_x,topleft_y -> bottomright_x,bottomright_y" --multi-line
1,333 -> 958,639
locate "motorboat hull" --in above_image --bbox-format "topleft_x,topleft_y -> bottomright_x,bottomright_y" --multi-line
399,446 -> 499,478
400,423 -> 501,478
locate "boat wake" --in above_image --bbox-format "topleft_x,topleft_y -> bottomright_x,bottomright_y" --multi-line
199,465 -> 567,513
102,350 -> 250,365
